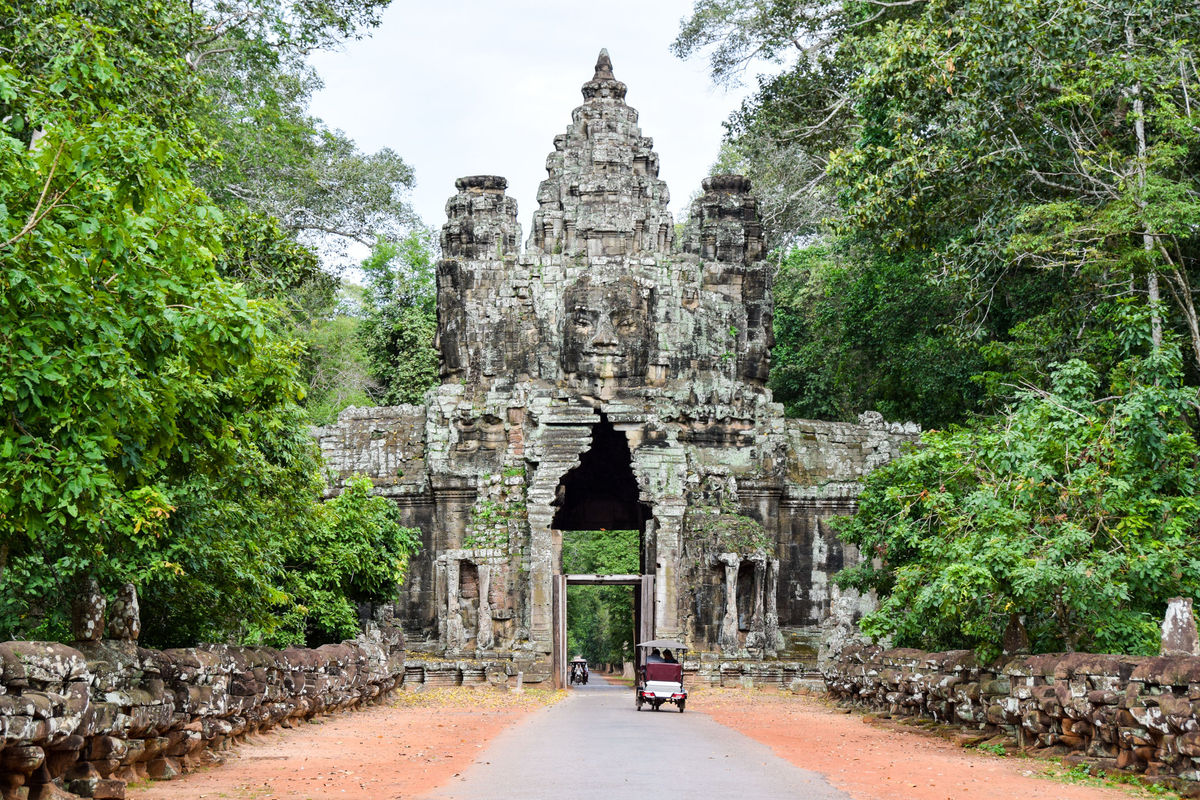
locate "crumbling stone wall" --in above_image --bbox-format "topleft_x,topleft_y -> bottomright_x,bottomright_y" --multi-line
825,643 -> 1200,786
0,625 -> 404,799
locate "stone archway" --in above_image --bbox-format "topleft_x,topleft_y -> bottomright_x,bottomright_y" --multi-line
551,414 -> 652,567
548,414 -> 655,687
551,573 -> 653,689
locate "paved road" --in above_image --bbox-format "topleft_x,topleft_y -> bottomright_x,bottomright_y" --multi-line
423,676 -> 851,800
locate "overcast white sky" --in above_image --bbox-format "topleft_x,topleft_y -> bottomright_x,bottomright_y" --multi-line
307,1 -> 762,237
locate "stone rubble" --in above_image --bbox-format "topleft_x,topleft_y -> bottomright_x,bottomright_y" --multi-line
0,592 -> 405,799
825,639 -> 1200,791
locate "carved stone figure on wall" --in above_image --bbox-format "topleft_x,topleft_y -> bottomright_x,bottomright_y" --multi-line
453,414 -> 506,454
435,260 -> 467,379
560,275 -> 653,384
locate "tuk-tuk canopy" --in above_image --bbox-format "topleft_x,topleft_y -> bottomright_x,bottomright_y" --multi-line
570,656 -> 587,663
635,639 -> 688,651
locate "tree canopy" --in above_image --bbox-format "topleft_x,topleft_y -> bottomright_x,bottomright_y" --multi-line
837,354 -> 1200,658
358,230 -> 440,406
0,0 -> 419,647
678,0 -> 1200,653
679,0 -> 1200,419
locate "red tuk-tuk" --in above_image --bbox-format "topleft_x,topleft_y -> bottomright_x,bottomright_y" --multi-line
635,639 -> 687,712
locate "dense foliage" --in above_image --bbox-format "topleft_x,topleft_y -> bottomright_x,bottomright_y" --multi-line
563,529 -> 639,668
0,0 -> 419,647
678,0 -> 1200,421
358,230 -> 440,406
837,355 -> 1200,658
182,0 -> 417,424
272,476 -> 421,647
771,244 -> 986,427
678,0 -> 1200,652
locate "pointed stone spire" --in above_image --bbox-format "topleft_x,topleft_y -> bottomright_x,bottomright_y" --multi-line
594,48 -> 614,81
582,47 -> 626,101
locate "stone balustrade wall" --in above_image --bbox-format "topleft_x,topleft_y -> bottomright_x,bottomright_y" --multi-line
0,624 -> 405,800
825,643 -> 1200,787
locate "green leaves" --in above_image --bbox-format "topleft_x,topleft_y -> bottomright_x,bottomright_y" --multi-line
836,355 -> 1200,658
563,529 -> 639,666
358,231 -> 439,406
0,0 -> 416,648
770,243 -> 986,426
264,475 -> 420,647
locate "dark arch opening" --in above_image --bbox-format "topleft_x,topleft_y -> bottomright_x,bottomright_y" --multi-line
552,413 -> 649,535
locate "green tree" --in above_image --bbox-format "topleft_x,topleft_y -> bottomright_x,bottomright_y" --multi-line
0,0 -> 309,640
826,0 -> 1200,378
836,353 -> 1200,659
680,0 -> 1200,398
301,286 -> 378,425
772,243 -> 987,427
0,0 -> 419,647
563,529 -> 639,667
272,476 -> 420,646
359,230 -> 439,405
184,0 -> 418,423
192,40 -> 417,265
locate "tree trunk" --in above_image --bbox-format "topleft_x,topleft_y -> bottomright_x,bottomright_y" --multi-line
1128,25 -> 1162,351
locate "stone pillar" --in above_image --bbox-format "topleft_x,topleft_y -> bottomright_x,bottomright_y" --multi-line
764,558 -> 782,656
106,583 -> 140,641
525,489 -> 558,651
70,577 -> 106,643
444,558 -> 466,651
747,556 -> 766,650
716,553 -> 740,652
652,501 -> 686,641
476,564 -> 494,651
434,556 -> 448,645
1161,597 -> 1200,656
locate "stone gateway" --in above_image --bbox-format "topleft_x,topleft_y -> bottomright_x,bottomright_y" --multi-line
315,51 -> 918,687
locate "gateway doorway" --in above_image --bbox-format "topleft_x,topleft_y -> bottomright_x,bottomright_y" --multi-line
550,415 -> 655,688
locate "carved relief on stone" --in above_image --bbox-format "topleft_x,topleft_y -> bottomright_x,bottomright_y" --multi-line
435,260 -> 468,379
70,577 -> 106,643
1162,596 -> 1200,656
743,556 -> 767,650
710,551 -> 782,657
475,564 -> 494,650
452,413 -> 506,454
715,553 -> 741,651
763,559 -> 783,654
437,551 -> 509,654
560,275 -> 654,386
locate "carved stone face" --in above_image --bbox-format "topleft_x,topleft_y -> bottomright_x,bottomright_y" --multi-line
560,275 -> 651,380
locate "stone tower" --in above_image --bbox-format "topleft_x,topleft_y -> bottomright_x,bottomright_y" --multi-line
315,52 -> 917,686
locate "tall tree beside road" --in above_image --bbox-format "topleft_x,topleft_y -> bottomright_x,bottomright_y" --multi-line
0,0 -> 419,646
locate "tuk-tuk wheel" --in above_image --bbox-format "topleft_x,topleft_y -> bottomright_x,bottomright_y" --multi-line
636,695 -> 643,711
678,699 -> 686,712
